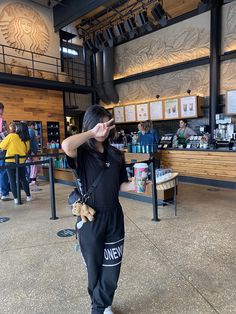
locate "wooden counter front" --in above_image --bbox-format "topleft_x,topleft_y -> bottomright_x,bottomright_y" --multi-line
160,150 -> 236,182
124,152 -> 151,163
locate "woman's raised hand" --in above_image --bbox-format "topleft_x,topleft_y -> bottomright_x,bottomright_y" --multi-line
91,118 -> 115,139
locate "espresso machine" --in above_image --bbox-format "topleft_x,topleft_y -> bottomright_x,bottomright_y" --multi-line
214,115 -> 235,149
230,132 -> 236,150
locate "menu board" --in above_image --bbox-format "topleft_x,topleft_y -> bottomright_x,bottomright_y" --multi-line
226,90 -> 236,115
124,105 -> 136,122
164,98 -> 179,119
150,101 -> 163,120
113,106 -> 125,123
136,103 -> 149,121
180,96 -> 197,118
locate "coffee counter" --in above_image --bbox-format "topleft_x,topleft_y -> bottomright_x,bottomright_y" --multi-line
40,150 -> 167,202
122,151 -> 172,202
40,148 -> 236,189
158,149 -> 236,187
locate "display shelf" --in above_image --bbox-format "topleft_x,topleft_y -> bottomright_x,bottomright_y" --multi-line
47,121 -> 60,146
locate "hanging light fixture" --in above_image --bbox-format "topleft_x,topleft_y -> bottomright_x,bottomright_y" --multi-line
151,2 -> 167,27
124,16 -> 138,39
103,27 -> 115,47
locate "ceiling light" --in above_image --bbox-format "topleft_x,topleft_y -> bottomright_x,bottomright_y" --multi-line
151,3 -> 167,27
135,11 -> 149,26
114,22 -> 127,37
124,17 -> 136,32
94,32 -> 109,49
104,28 -> 115,47
135,11 -> 153,34
84,37 -> 94,50
124,16 -> 138,39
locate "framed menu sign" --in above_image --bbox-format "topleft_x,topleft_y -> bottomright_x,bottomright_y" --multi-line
150,101 -> 163,120
226,90 -> 236,115
180,96 -> 198,118
113,106 -> 125,123
164,98 -> 179,119
136,103 -> 149,121
124,105 -> 136,122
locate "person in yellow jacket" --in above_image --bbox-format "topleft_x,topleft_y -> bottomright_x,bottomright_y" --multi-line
0,122 -> 31,204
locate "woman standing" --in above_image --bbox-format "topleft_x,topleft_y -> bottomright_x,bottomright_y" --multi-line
176,119 -> 196,146
138,120 -> 159,146
62,105 -> 135,314
0,122 -> 31,204
28,122 -> 39,185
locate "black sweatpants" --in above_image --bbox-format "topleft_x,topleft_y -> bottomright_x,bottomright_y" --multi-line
6,163 -> 30,199
77,204 -> 124,314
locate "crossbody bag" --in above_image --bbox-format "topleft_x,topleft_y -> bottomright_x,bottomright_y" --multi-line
68,167 -> 105,222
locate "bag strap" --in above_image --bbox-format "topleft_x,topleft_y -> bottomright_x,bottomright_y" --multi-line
86,169 -> 105,197
72,168 -> 105,203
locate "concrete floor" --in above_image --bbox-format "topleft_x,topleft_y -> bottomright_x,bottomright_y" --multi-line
0,182 -> 235,314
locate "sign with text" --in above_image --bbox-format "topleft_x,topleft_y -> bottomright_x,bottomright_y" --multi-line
124,105 -> 136,122
57,229 -> 76,237
226,90 -> 236,115
149,101 -> 163,120
180,96 -> 198,118
0,217 -> 10,223
114,106 -> 125,123
164,98 -> 179,119
136,103 -> 149,121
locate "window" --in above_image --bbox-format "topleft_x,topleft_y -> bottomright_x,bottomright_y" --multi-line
60,47 -> 78,56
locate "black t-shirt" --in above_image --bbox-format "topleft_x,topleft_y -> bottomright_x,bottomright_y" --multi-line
66,144 -> 128,210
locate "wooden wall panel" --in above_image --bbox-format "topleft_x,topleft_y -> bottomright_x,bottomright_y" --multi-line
0,84 -> 64,146
160,150 -> 236,182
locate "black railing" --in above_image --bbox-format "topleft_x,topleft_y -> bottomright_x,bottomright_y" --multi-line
0,152 -> 66,220
0,44 -> 91,86
125,156 -> 159,222
0,153 -> 160,222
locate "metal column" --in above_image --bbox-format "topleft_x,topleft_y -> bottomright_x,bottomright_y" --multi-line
209,0 -> 222,137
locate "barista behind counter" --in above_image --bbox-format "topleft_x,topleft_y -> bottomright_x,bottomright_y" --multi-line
176,119 -> 197,146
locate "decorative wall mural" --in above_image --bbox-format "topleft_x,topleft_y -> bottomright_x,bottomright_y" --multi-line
0,2 -> 50,55
116,65 -> 209,106
222,1 -> 236,52
114,12 -> 210,79
221,60 -> 236,93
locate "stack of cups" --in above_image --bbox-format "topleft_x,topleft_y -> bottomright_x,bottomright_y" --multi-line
133,163 -> 148,193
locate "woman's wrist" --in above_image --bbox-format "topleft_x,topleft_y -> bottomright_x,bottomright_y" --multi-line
87,129 -> 95,139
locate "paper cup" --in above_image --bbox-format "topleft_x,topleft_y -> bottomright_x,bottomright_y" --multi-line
133,163 -> 148,193
135,177 -> 147,193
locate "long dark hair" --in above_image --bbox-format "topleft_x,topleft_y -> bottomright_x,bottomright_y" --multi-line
83,105 -> 114,148
16,122 -> 30,143
82,105 -> 120,164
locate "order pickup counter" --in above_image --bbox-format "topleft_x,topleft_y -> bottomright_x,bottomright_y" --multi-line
41,150 -> 172,203
121,151 -> 174,203
159,148 -> 236,188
